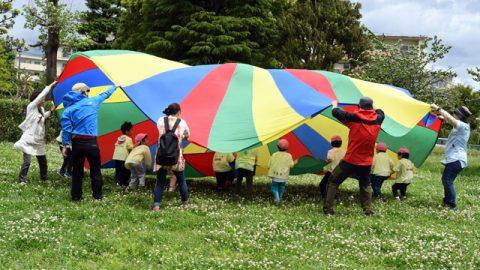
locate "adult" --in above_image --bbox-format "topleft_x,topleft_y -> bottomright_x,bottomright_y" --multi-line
323,97 -> 384,216
14,81 -> 57,184
61,83 -> 119,201
152,103 -> 190,211
431,104 -> 471,210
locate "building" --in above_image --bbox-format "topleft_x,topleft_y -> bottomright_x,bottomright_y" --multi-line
14,47 -> 70,81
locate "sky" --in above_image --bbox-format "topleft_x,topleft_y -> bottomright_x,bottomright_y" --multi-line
9,0 -> 480,89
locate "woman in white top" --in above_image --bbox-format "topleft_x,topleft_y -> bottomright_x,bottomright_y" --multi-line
14,81 -> 56,184
152,103 -> 190,211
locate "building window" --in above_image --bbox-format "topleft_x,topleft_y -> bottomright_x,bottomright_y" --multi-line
34,61 -> 41,65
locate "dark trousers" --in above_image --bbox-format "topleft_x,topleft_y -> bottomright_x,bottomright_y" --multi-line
392,183 -> 410,197
19,153 -> 47,182
59,146 -> 72,175
71,138 -> 103,200
370,175 -> 389,198
441,161 -> 463,208
323,161 -> 373,215
235,168 -> 254,196
153,169 -> 189,206
215,171 -> 234,190
319,171 -> 332,198
114,160 -> 131,186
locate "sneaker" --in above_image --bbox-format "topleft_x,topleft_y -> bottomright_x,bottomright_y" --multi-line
64,172 -> 72,178
400,196 -> 407,200
394,196 -> 400,200
364,210 -> 374,216
449,207 -> 458,211
168,187 -> 175,192
152,205 -> 160,212
57,170 -> 66,178
19,181 -> 26,186
182,202 -> 190,209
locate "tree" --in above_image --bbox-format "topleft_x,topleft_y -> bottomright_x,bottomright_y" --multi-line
78,0 -> 122,50
23,0 -> 81,84
467,67 -> 480,83
450,84 -> 479,129
353,36 -> 457,106
275,0 -> 370,70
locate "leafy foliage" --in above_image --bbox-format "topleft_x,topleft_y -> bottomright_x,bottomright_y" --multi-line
468,67 -> 480,83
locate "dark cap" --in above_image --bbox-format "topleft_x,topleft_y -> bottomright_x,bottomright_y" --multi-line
359,97 -> 373,110
454,106 -> 472,122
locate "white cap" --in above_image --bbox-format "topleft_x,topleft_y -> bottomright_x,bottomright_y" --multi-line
72,82 -> 89,92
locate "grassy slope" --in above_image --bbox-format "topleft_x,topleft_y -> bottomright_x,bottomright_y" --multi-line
0,142 -> 479,269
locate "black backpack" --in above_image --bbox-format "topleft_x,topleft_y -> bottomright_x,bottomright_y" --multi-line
156,117 -> 181,166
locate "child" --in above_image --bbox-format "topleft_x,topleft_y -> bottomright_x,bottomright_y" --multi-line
370,142 -> 394,198
235,148 -> 258,197
125,133 -> 152,188
56,131 -> 72,178
268,139 -> 294,204
392,147 -> 415,200
213,152 -> 235,191
112,122 -> 133,186
319,135 -> 345,198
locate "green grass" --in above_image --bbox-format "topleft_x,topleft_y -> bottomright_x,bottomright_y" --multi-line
0,142 -> 479,269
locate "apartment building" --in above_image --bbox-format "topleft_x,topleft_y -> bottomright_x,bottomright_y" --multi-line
14,47 -> 70,81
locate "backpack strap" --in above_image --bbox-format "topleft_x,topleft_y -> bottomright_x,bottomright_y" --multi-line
164,117 -> 170,132
171,118 -> 181,133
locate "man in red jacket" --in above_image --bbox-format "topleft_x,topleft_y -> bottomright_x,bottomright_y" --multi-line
323,97 -> 385,216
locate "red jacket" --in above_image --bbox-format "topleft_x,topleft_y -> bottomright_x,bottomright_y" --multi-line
332,107 -> 385,166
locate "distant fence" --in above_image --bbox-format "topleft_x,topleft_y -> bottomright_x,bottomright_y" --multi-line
437,138 -> 480,151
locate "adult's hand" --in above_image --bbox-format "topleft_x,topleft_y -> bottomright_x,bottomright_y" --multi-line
430,103 -> 440,112
332,100 -> 339,108
115,84 -> 122,89
62,146 -> 68,157
49,81 -> 57,88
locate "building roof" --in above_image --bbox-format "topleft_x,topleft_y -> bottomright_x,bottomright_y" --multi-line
377,35 -> 429,41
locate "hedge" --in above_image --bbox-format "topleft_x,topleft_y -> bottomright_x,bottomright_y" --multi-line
0,98 -> 60,142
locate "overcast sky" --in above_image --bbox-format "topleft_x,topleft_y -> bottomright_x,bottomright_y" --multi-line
9,0 -> 480,88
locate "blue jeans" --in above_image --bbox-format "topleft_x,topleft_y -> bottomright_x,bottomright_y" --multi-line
370,175 -> 389,198
270,180 -> 286,203
441,161 -> 463,208
153,169 -> 189,206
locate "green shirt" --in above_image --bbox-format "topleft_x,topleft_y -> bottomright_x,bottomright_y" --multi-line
372,152 -> 394,177
268,151 -> 294,180
235,149 -> 258,171
394,158 -> 414,184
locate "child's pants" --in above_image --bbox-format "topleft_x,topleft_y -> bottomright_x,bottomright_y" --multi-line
59,145 -> 72,175
19,152 -> 47,183
392,183 -> 410,197
128,163 -> 146,188
271,180 -> 286,203
115,160 -> 131,186
370,174 -> 389,198
319,172 -> 331,198
215,171 -> 234,190
235,168 -> 254,196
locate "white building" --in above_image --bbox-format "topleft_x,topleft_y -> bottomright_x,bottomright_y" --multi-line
14,47 -> 70,81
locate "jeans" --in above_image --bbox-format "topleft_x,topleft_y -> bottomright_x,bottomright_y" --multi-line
71,138 -> 103,200
215,171 -> 234,190
235,168 -> 254,196
59,146 -> 72,175
115,160 -> 131,186
271,180 -> 286,203
128,163 -> 146,188
392,183 -> 410,197
153,169 -> 189,206
323,161 -> 373,215
18,153 -> 47,183
370,175 -> 389,198
441,161 -> 463,208
319,172 -> 331,198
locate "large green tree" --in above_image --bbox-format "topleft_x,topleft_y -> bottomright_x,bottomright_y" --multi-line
78,0 -> 122,50
275,0 -> 370,70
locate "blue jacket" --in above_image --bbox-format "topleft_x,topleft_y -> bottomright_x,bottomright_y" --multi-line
61,86 -> 117,145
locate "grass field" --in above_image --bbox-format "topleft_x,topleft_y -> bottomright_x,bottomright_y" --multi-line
0,142 -> 479,269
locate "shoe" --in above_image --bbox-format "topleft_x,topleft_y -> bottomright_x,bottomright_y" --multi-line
400,196 -> 407,200
19,181 -> 26,185
323,210 -> 335,216
449,207 -> 458,211
182,202 -> 190,209
152,205 -> 160,212
394,196 -> 400,200
57,170 -> 66,178
64,172 -> 72,178
364,210 -> 374,216
168,187 -> 175,192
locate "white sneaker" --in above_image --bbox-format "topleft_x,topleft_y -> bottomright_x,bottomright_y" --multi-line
19,181 -> 26,186
394,196 -> 400,200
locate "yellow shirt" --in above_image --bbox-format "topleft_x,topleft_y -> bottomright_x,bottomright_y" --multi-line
268,151 -> 294,180
112,135 -> 133,161
394,158 -> 415,184
213,152 -> 235,172
371,152 -> 394,177
323,147 -> 345,173
235,149 -> 258,171
125,145 -> 152,169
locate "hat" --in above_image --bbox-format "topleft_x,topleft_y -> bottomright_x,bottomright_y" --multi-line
454,106 -> 472,121
359,97 -> 373,110
72,82 -> 89,93
376,142 -> 387,152
277,139 -> 289,150
397,147 -> 409,155
331,135 -> 342,142
134,133 -> 148,146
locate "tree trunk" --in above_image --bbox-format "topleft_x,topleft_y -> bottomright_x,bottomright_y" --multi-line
45,0 -> 59,85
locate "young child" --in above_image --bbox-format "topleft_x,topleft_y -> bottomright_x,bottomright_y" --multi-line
112,122 -> 133,186
125,133 -> 152,188
213,152 -> 235,191
319,135 -> 345,198
235,148 -> 258,197
56,131 -> 72,178
268,139 -> 294,204
370,142 -> 394,198
392,147 -> 415,200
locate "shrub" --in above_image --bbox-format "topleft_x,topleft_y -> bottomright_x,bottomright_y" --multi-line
0,98 -> 59,142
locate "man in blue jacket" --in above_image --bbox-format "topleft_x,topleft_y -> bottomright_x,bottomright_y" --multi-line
61,83 -> 119,201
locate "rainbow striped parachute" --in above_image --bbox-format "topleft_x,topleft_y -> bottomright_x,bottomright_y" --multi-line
53,50 -> 441,177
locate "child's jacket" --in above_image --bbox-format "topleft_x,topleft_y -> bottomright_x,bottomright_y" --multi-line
125,145 -> 152,169
213,153 -> 235,172
112,135 -> 133,161
394,159 -> 414,184
235,149 -> 258,171
324,147 -> 345,173
268,152 -> 294,180
371,152 -> 394,177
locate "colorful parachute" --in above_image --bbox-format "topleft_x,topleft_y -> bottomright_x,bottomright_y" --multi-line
53,50 -> 441,177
